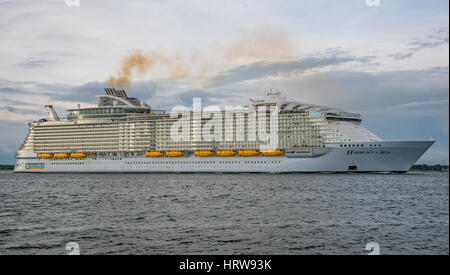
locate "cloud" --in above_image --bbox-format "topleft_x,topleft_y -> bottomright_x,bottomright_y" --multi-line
50,81 -> 105,104
0,98 -> 35,106
379,99 -> 449,111
176,89 -> 230,107
14,51 -> 76,69
426,66 -> 449,75
205,51 -> 374,88
224,24 -> 295,64
0,86 -> 33,95
0,79 -> 69,96
15,56 -> 53,68
0,106 -> 42,115
391,28 -> 449,60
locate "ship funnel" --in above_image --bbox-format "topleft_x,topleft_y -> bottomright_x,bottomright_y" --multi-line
45,105 -> 60,121
104,88 -> 128,98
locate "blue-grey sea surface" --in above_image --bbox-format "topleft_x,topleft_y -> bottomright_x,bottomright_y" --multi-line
0,171 -> 448,255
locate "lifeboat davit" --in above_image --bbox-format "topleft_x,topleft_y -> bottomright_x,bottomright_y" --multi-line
71,153 -> 87,158
146,151 -> 164,157
166,151 -> 184,157
38,153 -> 54,159
262,149 -> 284,156
195,150 -> 214,157
54,153 -> 71,159
239,150 -> 260,157
216,150 -> 237,157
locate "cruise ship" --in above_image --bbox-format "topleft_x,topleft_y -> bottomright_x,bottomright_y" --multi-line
14,88 -> 434,173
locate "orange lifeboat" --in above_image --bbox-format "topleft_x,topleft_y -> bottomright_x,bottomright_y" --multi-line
195,150 -> 214,157
146,151 -> 164,157
262,149 -> 284,156
38,153 -> 54,159
166,151 -> 184,157
216,150 -> 237,157
54,153 -> 70,159
239,150 -> 260,157
71,153 -> 87,158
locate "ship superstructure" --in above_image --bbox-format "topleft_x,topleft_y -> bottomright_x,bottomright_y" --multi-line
14,88 -> 434,173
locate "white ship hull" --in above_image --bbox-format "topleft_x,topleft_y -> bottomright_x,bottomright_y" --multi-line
14,141 -> 434,173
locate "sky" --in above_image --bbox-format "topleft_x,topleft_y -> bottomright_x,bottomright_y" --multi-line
0,0 -> 448,164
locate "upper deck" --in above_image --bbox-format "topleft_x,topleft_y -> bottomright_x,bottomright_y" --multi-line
34,88 -> 362,125
65,88 -> 163,121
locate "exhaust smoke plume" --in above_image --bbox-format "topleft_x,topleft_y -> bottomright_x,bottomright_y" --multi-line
107,25 -> 299,88
225,25 -> 295,64
107,50 -> 192,88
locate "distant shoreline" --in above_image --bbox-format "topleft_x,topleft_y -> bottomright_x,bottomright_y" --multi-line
410,164 -> 449,172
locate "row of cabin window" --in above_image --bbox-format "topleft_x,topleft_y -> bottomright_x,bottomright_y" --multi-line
339,144 -> 382,147
126,161 -> 282,165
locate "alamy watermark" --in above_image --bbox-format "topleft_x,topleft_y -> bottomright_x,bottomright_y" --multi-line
65,0 -> 80,7
365,242 -> 380,255
365,0 -> 380,7
65,242 -> 80,255
169,98 -> 279,151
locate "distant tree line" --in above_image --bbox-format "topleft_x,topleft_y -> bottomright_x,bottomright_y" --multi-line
0,165 -> 14,170
410,164 -> 449,171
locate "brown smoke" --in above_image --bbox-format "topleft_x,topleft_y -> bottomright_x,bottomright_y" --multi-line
107,25 -> 298,87
107,49 -> 193,88
225,25 -> 295,64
